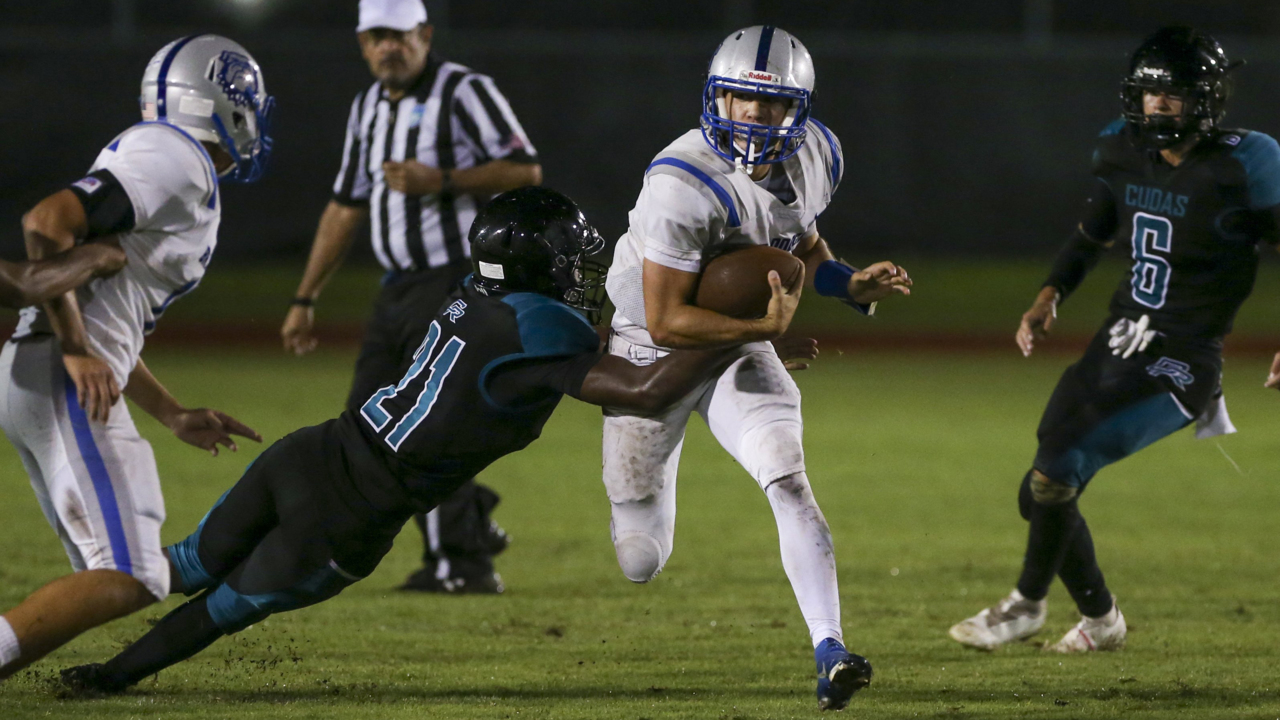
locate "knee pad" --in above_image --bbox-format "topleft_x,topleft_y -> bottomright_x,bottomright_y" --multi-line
1029,470 -> 1079,506
613,534 -> 665,584
741,422 -> 805,487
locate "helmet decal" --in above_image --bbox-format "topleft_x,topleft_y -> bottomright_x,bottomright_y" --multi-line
214,51 -> 262,112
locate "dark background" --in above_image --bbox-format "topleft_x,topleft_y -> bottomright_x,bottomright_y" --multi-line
4,0 -> 1280,262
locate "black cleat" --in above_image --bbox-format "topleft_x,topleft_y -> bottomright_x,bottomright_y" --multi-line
399,568 -> 505,595
480,520 -> 511,556
59,664 -> 129,697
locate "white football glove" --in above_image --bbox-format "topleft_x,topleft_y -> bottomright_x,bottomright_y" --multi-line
1108,314 -> 1157,358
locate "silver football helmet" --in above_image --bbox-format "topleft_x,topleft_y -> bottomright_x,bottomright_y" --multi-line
140,35 -> 275,183
700,26 -> 815,168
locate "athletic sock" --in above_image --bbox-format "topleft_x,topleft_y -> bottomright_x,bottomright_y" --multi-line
1056,515 -> 1114,618
1016,497 -> 1083,601
0,616 -> 20,668
765,473 -> 843,647
101,593 -> 225,687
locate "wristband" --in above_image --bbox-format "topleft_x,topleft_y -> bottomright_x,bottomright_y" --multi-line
441,169 -> 455,197
815,260 -> 875,316
290,297 -> 314,307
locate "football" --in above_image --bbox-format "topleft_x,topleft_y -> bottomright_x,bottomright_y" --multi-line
694,245 -> 805,319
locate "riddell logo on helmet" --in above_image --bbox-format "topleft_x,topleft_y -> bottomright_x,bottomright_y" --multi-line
741,70 -> 781,84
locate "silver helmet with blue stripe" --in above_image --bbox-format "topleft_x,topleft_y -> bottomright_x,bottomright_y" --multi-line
140,35 -> 275,183
700,26 -> 815,169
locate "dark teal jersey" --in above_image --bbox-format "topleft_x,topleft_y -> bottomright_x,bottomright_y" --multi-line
329,280 -> 600,513
1090,120 -> 1280,340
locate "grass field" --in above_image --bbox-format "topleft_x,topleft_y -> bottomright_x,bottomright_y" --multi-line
1,337 -> 1278,718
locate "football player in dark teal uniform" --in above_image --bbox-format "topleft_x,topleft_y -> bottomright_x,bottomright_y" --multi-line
60,186 -> 805,692
951,27 -> 1280,652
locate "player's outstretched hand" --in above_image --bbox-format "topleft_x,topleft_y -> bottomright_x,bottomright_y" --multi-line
849,261 -> 912,304
1016,287 -> 1060,358
1264,351 -> 1280,390
282,304 -> 318,356
63,352 -> 120,423
383,160 -> 443,196
759,268 -> 804,340
168,408 -> 262,456
772,336 -> 819,371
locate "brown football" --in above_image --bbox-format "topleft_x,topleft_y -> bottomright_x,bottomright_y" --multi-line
694,245 -> 805,319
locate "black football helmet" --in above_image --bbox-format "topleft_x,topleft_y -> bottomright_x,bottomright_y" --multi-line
1120,26 -> 1243,149
470,186 -> 608,323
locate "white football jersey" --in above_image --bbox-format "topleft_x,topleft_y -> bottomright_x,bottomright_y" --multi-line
15,122 -> 220,384
606,120 -> 843,330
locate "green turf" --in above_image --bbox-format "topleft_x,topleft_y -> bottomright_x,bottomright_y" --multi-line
1,346 -> 1277,719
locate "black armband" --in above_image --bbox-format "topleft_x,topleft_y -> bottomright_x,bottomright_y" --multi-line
1043,227 -> 1107,302
68,169 -> 135,239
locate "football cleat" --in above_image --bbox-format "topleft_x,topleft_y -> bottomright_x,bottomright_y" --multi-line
399,568 -> 505,595
59,663 -> 129,697
1047,600 -> 1126,653
949,589 -> 1047,650
814,637 -> 873,711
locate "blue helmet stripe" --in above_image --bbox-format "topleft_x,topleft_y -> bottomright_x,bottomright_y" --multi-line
754,26 -> 776,72
155,34 -> 200,119
646,158 -> 741,227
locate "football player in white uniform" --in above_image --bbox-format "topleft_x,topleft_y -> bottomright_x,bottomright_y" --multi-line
602,26 -> 912,710
0,35 -> 271,679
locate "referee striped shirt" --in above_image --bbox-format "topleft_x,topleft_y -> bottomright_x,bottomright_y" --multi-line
332,54 -> 538,271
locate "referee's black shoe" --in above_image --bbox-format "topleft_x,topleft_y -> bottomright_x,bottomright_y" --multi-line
399,568 -> 505,594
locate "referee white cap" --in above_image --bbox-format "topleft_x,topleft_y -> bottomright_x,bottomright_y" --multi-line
357,0 -> 428,33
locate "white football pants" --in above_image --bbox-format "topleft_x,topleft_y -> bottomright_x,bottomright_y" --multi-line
602,321 -> 842,647
0,336 -> 169,600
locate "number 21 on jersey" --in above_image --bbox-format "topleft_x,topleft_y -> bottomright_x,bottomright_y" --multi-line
1130,211 -> 1172,309
361,321 -> 466,451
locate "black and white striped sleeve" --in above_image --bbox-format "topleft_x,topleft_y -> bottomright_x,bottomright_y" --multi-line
332,90 -> 372,206
453,75 -> 538,164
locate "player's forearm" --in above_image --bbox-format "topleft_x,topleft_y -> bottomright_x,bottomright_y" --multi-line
124,357 -> 184,427
294,201 -> 365,301
648,304 -> 777,348
451,160 -> 542,196
578,350 -> 729,411
0,244 -> 124,308
795,235 -> 836,292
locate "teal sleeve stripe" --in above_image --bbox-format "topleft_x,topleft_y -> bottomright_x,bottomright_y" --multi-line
1232,131 -> 1280,210
1099,118 -> 1126,137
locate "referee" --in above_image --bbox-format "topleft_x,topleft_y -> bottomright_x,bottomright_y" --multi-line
281,0 -> 541,594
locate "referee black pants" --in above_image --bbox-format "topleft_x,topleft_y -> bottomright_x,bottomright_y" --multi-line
345,261 -> 504,581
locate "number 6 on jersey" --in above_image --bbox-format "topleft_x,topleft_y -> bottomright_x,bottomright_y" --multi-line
1130,211 -> 1172,309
